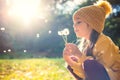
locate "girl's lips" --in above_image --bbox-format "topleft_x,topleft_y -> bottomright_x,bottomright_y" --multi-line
75,30 -> 80,34
74,29 -> 79,32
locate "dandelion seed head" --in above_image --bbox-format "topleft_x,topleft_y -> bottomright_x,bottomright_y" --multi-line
58,31 -> 63,36
58,28 -> 70,44
63,28 -> 69,35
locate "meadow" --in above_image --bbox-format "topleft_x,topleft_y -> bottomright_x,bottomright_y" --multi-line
0,58 -> 74,80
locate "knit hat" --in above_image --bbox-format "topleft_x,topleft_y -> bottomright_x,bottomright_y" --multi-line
73,0 -> 112,33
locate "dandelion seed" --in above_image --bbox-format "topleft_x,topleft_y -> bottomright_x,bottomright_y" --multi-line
36,33 -> 40,38
3,50 -> 6,53
48,30 -> 52,34
24,50 -> 27,53
0,27 -> 5,31
8,49 -> 11,52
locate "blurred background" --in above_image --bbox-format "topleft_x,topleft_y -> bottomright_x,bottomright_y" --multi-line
0,0 -> 120,58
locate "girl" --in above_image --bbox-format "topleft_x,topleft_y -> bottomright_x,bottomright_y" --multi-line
63,1 -> 120,80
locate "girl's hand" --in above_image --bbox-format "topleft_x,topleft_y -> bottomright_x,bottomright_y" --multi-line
63,43 -> 82,66
63,43 -> 92,66
63,43 -> 82,57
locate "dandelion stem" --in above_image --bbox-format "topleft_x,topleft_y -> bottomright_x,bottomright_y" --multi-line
61,36 -> 67,44
65,35 -> 67,44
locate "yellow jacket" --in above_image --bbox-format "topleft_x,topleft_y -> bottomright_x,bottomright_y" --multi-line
72,33 -> 120,80
93,33 -> 120,80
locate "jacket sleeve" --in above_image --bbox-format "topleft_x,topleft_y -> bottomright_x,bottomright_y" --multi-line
70,55 -> 88,79
67,65 -> 83,80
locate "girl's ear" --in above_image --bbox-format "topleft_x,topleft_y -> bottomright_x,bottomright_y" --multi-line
87,24 -> 92,31
87,23 -> 90,28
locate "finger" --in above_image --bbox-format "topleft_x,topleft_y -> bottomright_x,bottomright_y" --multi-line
65,43 -> 75,47
64,46 -> 73,53
64,56 -> 78,67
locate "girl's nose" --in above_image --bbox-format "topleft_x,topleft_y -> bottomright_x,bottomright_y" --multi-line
73,26 -> 77,32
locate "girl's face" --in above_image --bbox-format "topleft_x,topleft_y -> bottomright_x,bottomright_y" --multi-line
73,18 -> 92,40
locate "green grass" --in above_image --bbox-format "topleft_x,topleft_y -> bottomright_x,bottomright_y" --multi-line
0,58 -> 74,80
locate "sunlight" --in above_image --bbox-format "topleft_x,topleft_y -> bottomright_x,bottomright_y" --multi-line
7,0 -> 41,26
74,0 -> 87,5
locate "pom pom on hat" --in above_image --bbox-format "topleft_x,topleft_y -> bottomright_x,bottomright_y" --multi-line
94,0 -> 112,17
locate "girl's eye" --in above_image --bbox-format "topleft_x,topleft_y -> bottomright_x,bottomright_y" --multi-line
76,21 -> 81,24
73,21 -> 82,26
77,21 -> 81,24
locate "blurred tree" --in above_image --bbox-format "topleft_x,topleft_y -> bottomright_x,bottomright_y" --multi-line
0,0 -> 13,53
108,0 -> 120,5
103,0 -> 120,47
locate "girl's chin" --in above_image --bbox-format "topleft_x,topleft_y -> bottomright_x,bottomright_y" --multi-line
76,35 -> 82,38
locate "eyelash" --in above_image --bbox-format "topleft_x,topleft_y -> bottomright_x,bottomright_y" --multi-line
75,21 -> 81,25
73,21 -> 82,26
77,21 -> 81,24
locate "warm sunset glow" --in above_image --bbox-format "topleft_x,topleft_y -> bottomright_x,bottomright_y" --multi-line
7,0 -> 42,25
